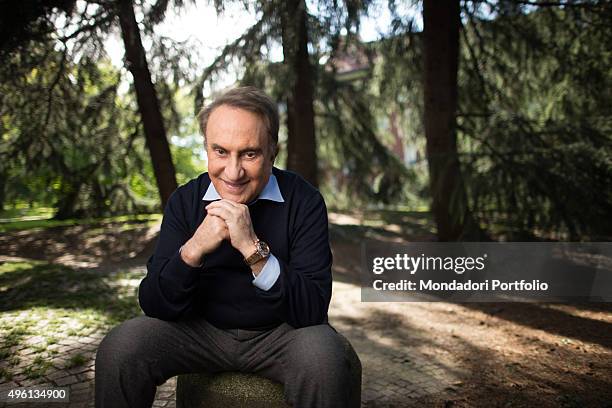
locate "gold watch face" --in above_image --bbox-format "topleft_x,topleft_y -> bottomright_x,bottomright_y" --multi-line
256,240 -> 270,257
245,240 -> 270,265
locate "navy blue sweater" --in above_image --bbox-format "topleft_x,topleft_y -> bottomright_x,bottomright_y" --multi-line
138,167 -> 333,329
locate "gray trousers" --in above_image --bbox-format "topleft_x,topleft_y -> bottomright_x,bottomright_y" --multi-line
95,316 -> 361,408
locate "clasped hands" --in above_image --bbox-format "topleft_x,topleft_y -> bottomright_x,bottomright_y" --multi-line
181,199 -> 257,268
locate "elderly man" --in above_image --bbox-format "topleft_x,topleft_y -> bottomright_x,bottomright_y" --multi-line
95,87 -> 360,407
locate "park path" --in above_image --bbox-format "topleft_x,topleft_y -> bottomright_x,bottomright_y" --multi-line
0,263 -> 460,408
1,217 -> 611,407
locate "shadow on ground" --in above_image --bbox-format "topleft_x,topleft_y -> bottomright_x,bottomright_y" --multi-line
0,262 -> 142,321
331,294 -> 612,407
0,216 -> 611,407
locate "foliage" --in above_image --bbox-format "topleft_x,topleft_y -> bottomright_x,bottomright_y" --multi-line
0,0 -> 206,218
367,27 -> 430,208
196,0 -> 413,206
458,3 -> 612,239
0,39 -> 154,218
318,75 -> 417,206
0,0 -> 77,59
367,1 -> 611,239
1,0 -> 610,240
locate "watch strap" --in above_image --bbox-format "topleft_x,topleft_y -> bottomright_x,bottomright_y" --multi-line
245,239 -> 270,266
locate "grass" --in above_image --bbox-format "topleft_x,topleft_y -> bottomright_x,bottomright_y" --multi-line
0,213 -> 161,233
23,355 -> 54,379
65,354 -> 87,369
0,206 -> 55,222
0,367 -> 12,381
0,260 -> 144,381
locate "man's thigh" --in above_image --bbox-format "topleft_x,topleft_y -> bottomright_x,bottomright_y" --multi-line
240,324 -> 356,382
96,315 -> 238,382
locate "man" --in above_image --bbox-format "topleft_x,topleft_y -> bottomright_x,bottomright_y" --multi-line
95,86 -> 361,407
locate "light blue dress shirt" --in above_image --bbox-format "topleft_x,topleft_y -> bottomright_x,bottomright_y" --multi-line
202,175 -> 283,291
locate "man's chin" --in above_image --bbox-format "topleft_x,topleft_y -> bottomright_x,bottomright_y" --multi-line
220,190 -> 251,204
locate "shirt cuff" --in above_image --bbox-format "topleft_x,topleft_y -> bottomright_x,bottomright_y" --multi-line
252,254 -> 280,291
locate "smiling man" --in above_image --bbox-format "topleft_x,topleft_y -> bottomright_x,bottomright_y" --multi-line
95,87 -> 361,408
205,104 -> 274,203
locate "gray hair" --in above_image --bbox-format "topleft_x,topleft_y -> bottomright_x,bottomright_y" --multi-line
197,86 -> 279,148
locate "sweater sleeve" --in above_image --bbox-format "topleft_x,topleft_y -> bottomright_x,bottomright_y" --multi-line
254,192 -> 333,328
138,189 -> 200,320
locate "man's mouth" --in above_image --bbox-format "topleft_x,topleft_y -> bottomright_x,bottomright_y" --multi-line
222,179 -> 248,192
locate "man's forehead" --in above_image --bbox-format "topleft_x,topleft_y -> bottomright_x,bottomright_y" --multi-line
206,105 -> 269,146
208,105 -> 264,125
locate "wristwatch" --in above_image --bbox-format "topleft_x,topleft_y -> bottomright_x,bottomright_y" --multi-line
244,238 -> 270,266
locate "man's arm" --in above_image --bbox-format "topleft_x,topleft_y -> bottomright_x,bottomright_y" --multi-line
205,192 -> 332,328
139,189 -> 228,320
254,192 -> 332,328
139,189 -> 197,320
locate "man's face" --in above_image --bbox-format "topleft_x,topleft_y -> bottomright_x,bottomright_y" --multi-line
205,105 -> 274,204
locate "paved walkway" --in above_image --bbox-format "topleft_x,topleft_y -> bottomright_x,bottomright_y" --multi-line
0,261 -> 465,408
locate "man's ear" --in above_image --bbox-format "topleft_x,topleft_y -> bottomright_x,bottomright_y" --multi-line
271,145 -> 279,163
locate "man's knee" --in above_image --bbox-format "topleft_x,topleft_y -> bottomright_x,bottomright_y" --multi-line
96,316 -> 161,370
95,316 -> 166,407
288,325 -> 360,378
282,325 -> 361,407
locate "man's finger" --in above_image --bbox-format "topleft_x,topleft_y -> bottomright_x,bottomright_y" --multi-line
206,206 -> 234,221
206,200 -> 240,214
218,199 -> 240,208
207,214 -> 228,226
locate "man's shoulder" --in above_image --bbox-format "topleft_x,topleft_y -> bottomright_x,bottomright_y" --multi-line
273,167 -> 320,202
169,172 -> 211,206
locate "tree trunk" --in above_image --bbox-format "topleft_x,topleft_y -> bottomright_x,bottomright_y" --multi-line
0,170 -> 6,213
423,0 -> 476,241
54,181 -> 81,220
117,0 -> 177,210
281,0 -> 318,187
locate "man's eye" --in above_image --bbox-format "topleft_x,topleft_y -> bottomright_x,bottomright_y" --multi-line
244,151 -> 257,159
215,149 -> 226,156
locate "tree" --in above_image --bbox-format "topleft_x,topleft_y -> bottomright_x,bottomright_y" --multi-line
0,0 -> 76,59
457,1 -> 612,239
0,0 -> 184,212
0,1 -> 210,217
193,0 -> 414,206
281,0 -> 318,186
116,0 -> 177,209
423,0 -> 477,240
0,39 -> 156,218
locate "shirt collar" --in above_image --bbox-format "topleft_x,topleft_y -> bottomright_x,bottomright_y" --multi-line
202,174 -> 284,203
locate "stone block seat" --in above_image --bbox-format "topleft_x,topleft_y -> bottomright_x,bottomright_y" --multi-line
176,346 -> 362,408
176,372 -> 289,408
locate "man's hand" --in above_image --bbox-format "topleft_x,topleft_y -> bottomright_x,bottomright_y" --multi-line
205,199 -> 257,258
181,214 -> 229,267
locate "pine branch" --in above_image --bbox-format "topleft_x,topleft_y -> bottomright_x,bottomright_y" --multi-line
511,0 -> 605,7
43,46 -> 68,129
59,11 -> 114,42
193,16 -> 268,109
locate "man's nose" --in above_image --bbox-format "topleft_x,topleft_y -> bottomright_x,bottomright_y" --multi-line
225,156 -> 244,180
